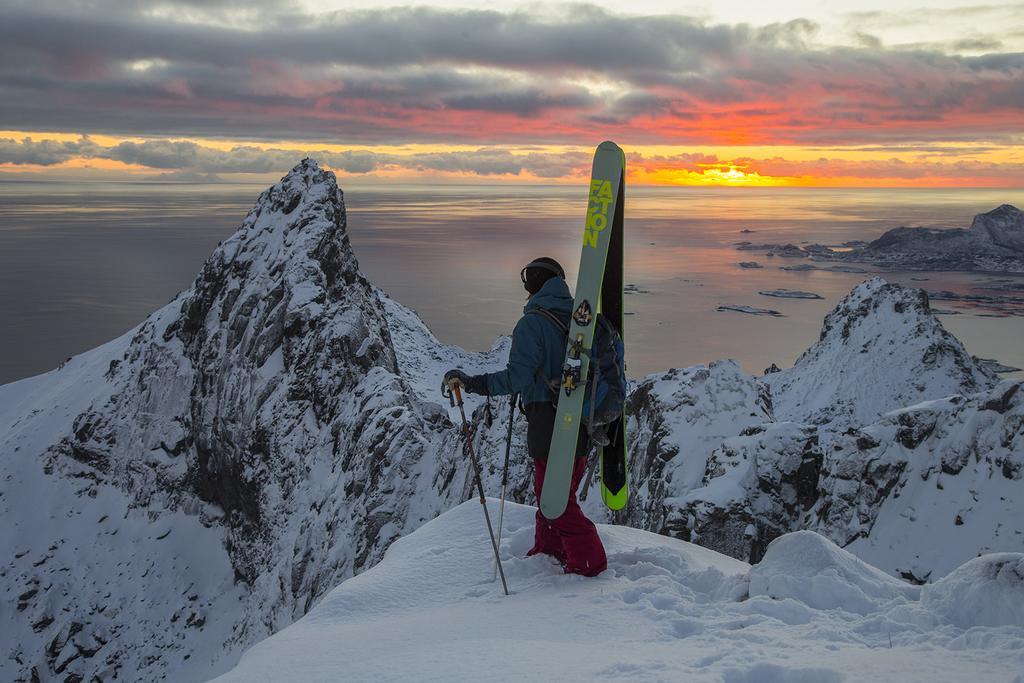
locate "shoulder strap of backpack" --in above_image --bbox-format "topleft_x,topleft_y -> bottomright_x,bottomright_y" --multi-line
526,307 -> 568,397
527,307 -> 569,336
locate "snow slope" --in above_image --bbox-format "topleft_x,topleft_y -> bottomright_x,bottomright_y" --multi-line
838,381 -> 1024,580
218,503 -> 1024,683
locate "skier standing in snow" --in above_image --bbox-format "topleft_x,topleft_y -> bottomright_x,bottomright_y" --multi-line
444,258 -> 608,577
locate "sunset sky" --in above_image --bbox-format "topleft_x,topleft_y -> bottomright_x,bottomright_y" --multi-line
1,0 -> 1022,186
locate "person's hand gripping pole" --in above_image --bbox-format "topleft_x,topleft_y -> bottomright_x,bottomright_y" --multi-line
443,376 -> 510,596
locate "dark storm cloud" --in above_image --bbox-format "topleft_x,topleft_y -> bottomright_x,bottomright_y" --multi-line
0,2 -> 1021,146
587,91 -> 688,125
0,2 -> 716,73
441,88 -> 599,116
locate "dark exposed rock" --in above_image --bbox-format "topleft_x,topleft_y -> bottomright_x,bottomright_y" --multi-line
973,357 -> 1022,374
971,204 -> 1024,252
768,243 -> 808,258
982,381 -> 1021,414
899,569 -> 931,585
758,289 -> 823,299
717,304 -> 784,317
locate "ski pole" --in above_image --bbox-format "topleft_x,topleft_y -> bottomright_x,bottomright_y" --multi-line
493,393 -> 517,582
580,366 -> 602,502
580,445 -> 599,502
445,379 -> 510,596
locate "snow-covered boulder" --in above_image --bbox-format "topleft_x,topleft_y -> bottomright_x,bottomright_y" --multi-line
921,553 -> 1024,628
749,531 -> 919,614
764,277 -> 994,427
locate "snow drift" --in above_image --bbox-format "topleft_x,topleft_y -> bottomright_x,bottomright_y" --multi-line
217,503 -> 1024,682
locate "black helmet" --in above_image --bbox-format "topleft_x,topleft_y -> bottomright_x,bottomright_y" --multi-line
520,257 -> 565,295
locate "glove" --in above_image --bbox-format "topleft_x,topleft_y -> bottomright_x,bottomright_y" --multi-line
443,369 -> 488,396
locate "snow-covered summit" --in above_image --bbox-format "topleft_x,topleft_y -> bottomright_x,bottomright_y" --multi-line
764,277 -> 994,426
217,502 -> 1024,682
0,160 -> 504,681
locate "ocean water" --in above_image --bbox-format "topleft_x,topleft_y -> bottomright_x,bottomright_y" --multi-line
1,181 -> 1022,385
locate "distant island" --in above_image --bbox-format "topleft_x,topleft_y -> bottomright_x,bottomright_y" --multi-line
735,204 -> 1024,273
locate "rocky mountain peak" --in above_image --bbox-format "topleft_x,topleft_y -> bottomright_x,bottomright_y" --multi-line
164,157 -> 362,357
815,276 -> 929,344
763,277 -> 994,426
2,160 -> 468,681
969,203 -> 1024,252
623,359 -> 773,538
620,280 -> 1018,575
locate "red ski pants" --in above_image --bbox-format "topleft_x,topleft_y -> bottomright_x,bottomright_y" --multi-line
529,456 -> 608,577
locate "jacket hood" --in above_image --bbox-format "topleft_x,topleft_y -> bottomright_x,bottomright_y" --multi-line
524,276 -> 573,315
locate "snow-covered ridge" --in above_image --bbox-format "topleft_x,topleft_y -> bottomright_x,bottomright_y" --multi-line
2,161 -> 1022,681
618,279 -> 1018,576
216,503 -> 1024,682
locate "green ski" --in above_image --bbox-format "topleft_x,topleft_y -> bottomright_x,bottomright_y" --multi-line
540,141 -> 626,520
598,151 -> 628,513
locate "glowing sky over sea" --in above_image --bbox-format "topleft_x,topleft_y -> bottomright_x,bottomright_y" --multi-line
0,0 -> 1021,186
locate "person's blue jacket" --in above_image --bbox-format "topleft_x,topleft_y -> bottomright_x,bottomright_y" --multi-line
485,276 -> 572,405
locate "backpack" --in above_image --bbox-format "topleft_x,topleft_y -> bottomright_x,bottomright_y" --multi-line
528,307 -> 626,434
